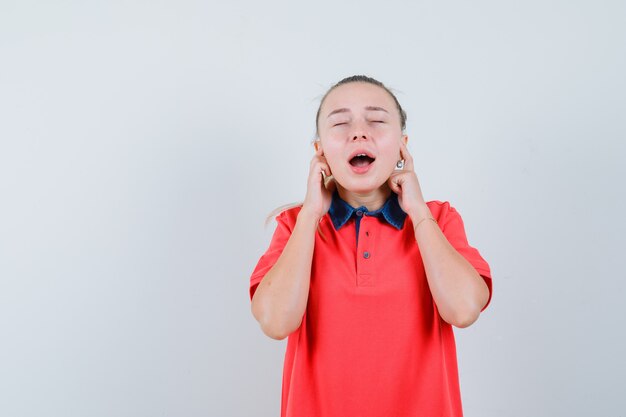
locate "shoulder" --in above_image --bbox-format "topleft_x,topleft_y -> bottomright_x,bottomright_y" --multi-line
424,200 -> 468,232
273,204 -> 303,229
425,199 -> 459,219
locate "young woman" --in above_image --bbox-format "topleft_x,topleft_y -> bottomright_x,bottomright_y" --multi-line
249,75 -> 493,417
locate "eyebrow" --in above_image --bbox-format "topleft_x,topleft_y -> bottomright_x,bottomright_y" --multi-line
326,106 -> 389,119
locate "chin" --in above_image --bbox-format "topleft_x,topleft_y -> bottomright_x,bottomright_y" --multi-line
338,178 -> 387,194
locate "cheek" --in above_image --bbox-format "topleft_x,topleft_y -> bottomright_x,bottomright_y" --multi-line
327,155 -> 344,171
320,144 -> 343,163
380,145 -> 401,161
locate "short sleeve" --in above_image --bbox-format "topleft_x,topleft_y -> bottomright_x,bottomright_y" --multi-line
437,202 -> 493,311
249,210 -> 295,302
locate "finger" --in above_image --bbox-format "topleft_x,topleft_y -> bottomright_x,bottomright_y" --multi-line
399,141 -> 414,172
319,162 -> 331,179
309,159 -> 324,179
311,148 -> 326,169
320,160 -> 332,177
402,143 -> 414,171
313,150 -> 328,164
312,145 -> 322,160
388,173 -> 401,194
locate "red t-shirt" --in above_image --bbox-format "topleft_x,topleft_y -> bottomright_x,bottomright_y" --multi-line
249,195 -> 492,417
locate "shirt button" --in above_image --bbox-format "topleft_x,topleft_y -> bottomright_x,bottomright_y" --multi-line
356,210 -> 363,217
363,251 -> 370,259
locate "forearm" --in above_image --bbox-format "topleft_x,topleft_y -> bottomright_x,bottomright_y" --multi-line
251,209 -> 319,340
410,206 -> 489,328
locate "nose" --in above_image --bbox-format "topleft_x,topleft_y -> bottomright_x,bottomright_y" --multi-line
351,120 -> 370,141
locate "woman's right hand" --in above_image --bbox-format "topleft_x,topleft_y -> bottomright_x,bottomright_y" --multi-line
301,146 -> 336,222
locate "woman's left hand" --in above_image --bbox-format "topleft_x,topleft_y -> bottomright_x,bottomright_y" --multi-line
388,140 -> 430,221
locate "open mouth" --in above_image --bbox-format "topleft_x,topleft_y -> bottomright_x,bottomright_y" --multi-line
349,154 -> 376,167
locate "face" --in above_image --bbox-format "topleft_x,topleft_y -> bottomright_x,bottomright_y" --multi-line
316,82 -> 407,194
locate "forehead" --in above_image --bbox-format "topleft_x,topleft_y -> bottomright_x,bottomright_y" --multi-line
321,82 -> 395,116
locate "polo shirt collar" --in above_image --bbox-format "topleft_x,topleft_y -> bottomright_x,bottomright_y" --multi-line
328,188 -> 407,231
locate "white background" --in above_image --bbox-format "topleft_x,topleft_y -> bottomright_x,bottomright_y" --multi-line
1,1 -> 624,416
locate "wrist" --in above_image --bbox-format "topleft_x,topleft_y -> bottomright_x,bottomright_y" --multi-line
413,216 -> 438,232
298,206 -> 322,225
408,203 -> 431,224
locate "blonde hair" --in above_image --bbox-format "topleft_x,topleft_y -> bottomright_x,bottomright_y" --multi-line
263,175 -> 334,243
263,201 -> 304,228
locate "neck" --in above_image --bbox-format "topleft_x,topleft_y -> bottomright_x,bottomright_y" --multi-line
337,183 -> 392,211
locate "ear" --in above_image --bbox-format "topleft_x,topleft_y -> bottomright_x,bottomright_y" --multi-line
401,134 -> 408,146
313,139 -> 322,153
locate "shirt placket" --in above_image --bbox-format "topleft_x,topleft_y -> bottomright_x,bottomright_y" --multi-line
355,212 -> 378,287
